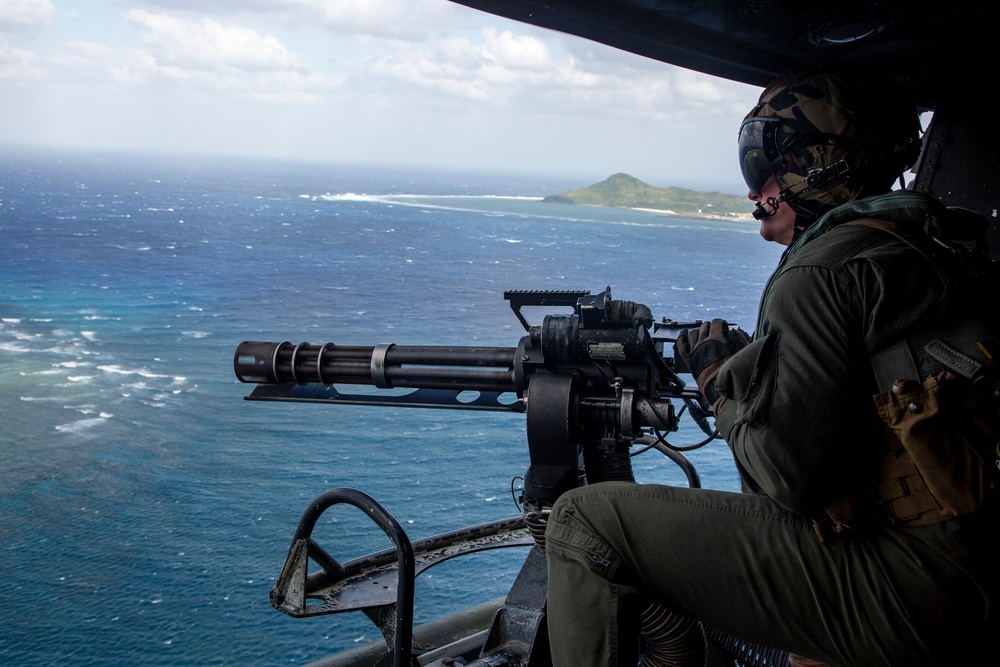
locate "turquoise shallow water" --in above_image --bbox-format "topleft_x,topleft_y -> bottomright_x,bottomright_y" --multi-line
0,149 -> 782,666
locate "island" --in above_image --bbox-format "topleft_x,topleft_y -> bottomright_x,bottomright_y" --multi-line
542,173 -> 753,221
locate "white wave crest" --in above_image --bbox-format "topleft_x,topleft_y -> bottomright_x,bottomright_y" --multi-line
55,416 -> 109,433
319,193 -> 381,203
97,365 -> 169,379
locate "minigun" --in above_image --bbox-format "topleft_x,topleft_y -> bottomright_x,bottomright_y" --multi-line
234,287 -> 713,512
233,287 -> 728,667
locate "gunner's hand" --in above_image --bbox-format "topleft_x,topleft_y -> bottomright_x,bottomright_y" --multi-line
673,319 -> 749,403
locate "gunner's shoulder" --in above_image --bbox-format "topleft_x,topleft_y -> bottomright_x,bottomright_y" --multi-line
786,191 -> 944,268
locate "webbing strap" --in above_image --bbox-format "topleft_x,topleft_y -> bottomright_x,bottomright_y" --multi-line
925,338 -> 984,379
870,339 -> 919,393
872,317 -> 995,391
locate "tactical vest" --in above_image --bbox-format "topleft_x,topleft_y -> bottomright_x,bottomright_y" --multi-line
813,200 -> 1000,533
868,316 -> 999,527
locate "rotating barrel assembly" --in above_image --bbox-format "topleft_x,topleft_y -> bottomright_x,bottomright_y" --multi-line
234,287 -> 697,510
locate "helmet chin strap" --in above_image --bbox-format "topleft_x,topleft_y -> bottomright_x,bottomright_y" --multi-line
752,160 -> 851,222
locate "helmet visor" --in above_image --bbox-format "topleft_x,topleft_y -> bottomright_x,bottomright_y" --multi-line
738,116 -> 783,196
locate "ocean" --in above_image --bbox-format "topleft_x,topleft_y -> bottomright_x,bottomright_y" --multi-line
0,148 -> 783,666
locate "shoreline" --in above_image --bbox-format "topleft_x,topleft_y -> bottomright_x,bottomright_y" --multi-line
616,204 -> 755,223
539,200 -> 756,223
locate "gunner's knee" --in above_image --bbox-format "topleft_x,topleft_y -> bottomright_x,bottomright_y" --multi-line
547,485 -> 594,531
548,482 -> 634,530
544,487 -> 629,581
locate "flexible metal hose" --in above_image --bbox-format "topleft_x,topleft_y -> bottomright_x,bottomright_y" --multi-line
639,600 -> 707,667
523,510 -> 550,549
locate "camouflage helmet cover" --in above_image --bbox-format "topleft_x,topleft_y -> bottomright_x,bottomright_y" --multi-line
741,62 -> 922,215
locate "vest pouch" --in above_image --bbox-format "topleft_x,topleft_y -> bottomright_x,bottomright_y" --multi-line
873,371 -> 999,527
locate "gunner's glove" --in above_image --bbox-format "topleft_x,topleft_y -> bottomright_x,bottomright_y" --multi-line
674,319 -> 749,405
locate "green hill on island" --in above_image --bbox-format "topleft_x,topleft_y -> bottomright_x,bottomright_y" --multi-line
542,173 -> 751,219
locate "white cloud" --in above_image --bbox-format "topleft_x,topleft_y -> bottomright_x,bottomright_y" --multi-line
48,9 -> 341,103
480,28 -> 553,70
302,0 -> 455,40
365,30 -> 557,103
119,0 -> 463,41
0,42 -> 41,79
126,9 -> 304,73
0,0 -> 58,31
674,68 -> 734,105
358,24 -> 751,128
0,8 -> 342,105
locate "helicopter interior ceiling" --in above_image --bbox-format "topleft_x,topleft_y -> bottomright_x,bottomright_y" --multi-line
448,0 -> 990,112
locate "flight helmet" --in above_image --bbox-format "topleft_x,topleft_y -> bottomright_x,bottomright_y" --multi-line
738,62 -> 923,224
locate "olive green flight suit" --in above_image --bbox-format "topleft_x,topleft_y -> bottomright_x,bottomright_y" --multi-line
545,191 -> 997,666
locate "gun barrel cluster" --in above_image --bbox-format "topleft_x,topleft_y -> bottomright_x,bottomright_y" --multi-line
234,340 -> 518,392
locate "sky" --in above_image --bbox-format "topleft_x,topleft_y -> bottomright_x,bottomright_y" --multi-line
0,0 -> 764,193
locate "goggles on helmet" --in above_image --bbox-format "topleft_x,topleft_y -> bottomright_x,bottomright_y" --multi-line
738,116 -> 784,196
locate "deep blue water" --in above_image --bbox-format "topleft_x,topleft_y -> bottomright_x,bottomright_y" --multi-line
0,148 -> 783,666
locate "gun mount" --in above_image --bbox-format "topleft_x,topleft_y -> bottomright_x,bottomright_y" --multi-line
234,288 -> 743,667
